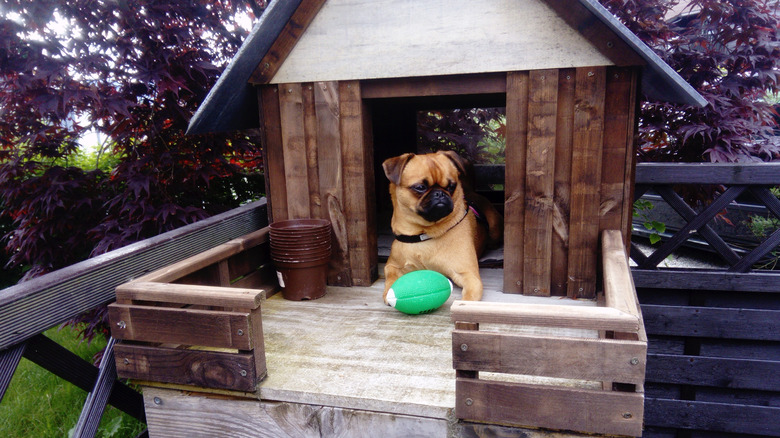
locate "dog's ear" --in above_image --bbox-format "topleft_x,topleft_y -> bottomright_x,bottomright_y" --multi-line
438,150 -> 475,188
383,153 -> 414,185
438,150 -> 468,176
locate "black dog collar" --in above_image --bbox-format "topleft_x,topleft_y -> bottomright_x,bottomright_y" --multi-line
393,207 -> 470,244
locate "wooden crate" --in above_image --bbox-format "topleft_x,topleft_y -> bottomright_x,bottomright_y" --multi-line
452,230 -> 647,437
107,228 -> 277,392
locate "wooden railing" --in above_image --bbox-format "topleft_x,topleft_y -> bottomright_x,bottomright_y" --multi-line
0,200 -> 268,437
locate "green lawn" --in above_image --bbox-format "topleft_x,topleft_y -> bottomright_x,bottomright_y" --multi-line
0,326 -> 145,438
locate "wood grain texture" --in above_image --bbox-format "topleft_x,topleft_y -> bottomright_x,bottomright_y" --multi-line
567,67 -> 606,298
270,0 -> 613,84
450,300 -> 640,333
453,330 -> 646,384
456,378 -> 644,437
361,73 -> 506,99
115,282 -> 265,309
302,83 -> 321,218
523,69 -> 559,297
644,398 -> 780,436
115,344 -> 261,392
503,71 -> 529,294
142,387 -> 449,438
108,304 -> 252,349
646,353 -> 780,391
600,67 -> 635,237
339,80 -> 377,286
551,69 -> 575,296
602,230 -> 640,320
642,305 -> 780,341
260,86 -> 288,223
313,81 -> 352,286
279,82 -> 311,219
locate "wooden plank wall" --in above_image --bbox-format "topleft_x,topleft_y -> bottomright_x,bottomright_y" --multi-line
635,272 -> 780,437
260,67 -> 636,294
504,66 -> 637,298
259,81 -> 377,287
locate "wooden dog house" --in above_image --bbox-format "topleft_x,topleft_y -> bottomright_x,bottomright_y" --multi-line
109,0 -> 707,436
189,0 -> 704,298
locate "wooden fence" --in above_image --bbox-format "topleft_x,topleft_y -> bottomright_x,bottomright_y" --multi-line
0,200 -> 269,438
631,163 -> 780,438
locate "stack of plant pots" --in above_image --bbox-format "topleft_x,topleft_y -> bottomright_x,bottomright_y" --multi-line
269,219 -> 332,300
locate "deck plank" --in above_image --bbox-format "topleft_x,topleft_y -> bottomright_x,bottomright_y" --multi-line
257,269 -> 597,419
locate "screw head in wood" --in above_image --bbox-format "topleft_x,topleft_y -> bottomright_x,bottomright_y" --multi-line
622,412 -> 633,419
630,357 -> 639,365
237,329 -> 244,336
465,398 -> 473,406
123,358 -> 130,365
460,343 -> 468,352
154,397 -> 162,405
116,321 -> 126,329
240,370 -> 247,377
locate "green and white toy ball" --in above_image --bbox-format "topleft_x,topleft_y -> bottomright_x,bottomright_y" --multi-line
386,270 -> 453,314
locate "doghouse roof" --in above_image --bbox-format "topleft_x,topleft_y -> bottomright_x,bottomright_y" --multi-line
187,0 -> 707,135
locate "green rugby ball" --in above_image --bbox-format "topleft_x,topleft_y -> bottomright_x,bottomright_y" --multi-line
387,270 -> 452,314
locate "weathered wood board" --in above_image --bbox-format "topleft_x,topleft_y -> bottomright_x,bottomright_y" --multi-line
270,0 -> 613,84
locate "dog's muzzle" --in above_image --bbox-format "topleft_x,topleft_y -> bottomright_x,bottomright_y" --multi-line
419,189 -> 454,222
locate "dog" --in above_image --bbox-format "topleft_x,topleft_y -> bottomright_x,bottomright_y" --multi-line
382,150 -> 503,302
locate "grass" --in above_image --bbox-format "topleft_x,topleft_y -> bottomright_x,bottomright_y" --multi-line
0,326 -> 145,438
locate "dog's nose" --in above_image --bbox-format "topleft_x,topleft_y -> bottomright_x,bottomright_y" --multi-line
431,189 -> 448,203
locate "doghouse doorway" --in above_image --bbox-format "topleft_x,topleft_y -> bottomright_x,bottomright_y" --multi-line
367,91 -> 506,267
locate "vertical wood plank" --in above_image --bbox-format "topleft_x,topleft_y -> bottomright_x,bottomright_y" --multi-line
302,83 -> 322,218
551,69 -> 575,296
259,86 -> 288,223
279,83 -> 311,219
503,72 -> 529,294
567,67 -> 607,299
600,67 -> 634,237
314,81 -> 352,286
622,69 -> 639,250
339,81 -> 377,286
523,69 -> 559,296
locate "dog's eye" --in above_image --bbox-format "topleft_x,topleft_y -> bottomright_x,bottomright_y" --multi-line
446,182 -> 457,193
410,183 -> 427,194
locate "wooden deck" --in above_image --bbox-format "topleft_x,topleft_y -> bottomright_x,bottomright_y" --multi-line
142,268 -> 601,437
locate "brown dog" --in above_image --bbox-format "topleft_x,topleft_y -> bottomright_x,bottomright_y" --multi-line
382,151 -> 503,302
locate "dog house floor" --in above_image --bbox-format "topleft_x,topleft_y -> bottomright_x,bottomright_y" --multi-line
257,266 -> 599,421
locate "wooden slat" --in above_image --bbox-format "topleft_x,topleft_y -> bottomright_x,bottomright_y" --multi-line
503,71 -> 529,294
314,81 -> 352,286
108,304 -> 253,349
259,86 -> 288,223
523,69 -> 559,296
0,342 -> 25,401
339,80 -> 377,286
116,282 -> 265,310
567,66 -> 606,299
73,337 -> 118,438
279,82 -> 311,219
632,269 -> 780,292
551,69 -> 575,296
601,67 -> 635,237
635,162 -> 780,184
360,73 -> 506,99
456,378 -> 644,437
302,83 -> 321,217
453,330 -> 646,384
602,230 -> 640,319
645,398 -> 780,436
646,353 -> 780,391
115,344 -> 259,392
250,0 -> 328,84
450,300 -> 640,333
642,304 -> 780,341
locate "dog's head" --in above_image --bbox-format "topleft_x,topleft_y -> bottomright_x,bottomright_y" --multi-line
382,151 -> 468,224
